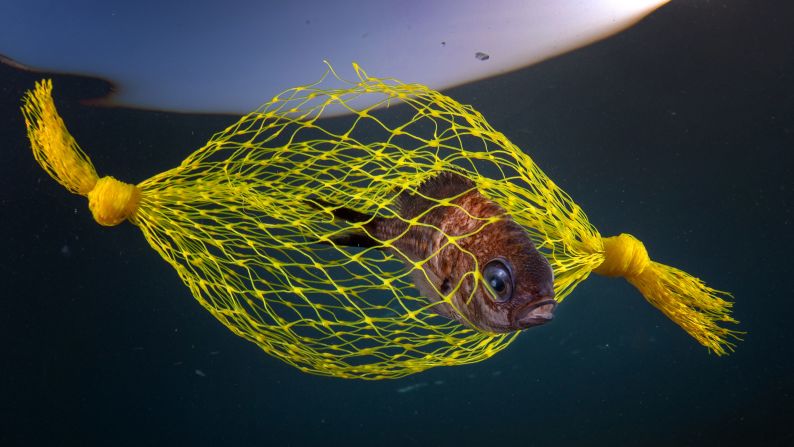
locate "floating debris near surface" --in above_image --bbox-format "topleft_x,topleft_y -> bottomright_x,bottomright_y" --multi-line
396,382 -> 428,394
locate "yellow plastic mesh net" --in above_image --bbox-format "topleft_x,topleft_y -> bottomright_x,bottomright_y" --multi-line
21,65 -> 741,379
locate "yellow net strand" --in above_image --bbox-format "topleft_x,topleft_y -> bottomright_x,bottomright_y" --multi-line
21,64 -> 740,379
594,234 -> 741,354
21,79 -> 98,195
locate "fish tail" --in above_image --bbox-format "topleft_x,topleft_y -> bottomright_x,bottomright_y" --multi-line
328,230 -> 381,248
308,198 -> 382,248
311,198 -> 372,223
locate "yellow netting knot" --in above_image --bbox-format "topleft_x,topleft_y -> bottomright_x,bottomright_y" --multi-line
87,176 -> 141,226
594,233 -> 650,278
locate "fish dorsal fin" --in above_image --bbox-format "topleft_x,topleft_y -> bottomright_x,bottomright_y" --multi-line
397,171 -> 476,218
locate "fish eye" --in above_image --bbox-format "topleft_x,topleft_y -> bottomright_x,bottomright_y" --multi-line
483,259 -> 513,302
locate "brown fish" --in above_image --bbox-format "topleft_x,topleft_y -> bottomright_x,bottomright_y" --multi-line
322,171 -> 556,333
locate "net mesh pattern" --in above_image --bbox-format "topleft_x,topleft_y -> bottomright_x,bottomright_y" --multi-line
22,67 -> 739,380
131,65 -> 604,378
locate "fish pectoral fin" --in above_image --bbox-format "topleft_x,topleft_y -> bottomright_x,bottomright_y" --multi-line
440,278 -> 452,295
408,269 -> 460,320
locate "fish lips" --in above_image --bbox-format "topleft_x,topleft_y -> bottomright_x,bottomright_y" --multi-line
514,299 -> 557,328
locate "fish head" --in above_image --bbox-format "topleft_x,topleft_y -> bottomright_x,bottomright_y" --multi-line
454,219 -> 556,333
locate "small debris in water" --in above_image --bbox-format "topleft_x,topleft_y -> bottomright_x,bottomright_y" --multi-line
396,382 -> 428,394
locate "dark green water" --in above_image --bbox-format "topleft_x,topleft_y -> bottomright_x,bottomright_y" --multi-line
2,1 -> 792,446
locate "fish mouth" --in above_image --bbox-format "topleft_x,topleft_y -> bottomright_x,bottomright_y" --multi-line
515,299 -> 557,328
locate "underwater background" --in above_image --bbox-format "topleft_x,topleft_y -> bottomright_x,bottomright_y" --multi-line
1,1 -> 792,446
